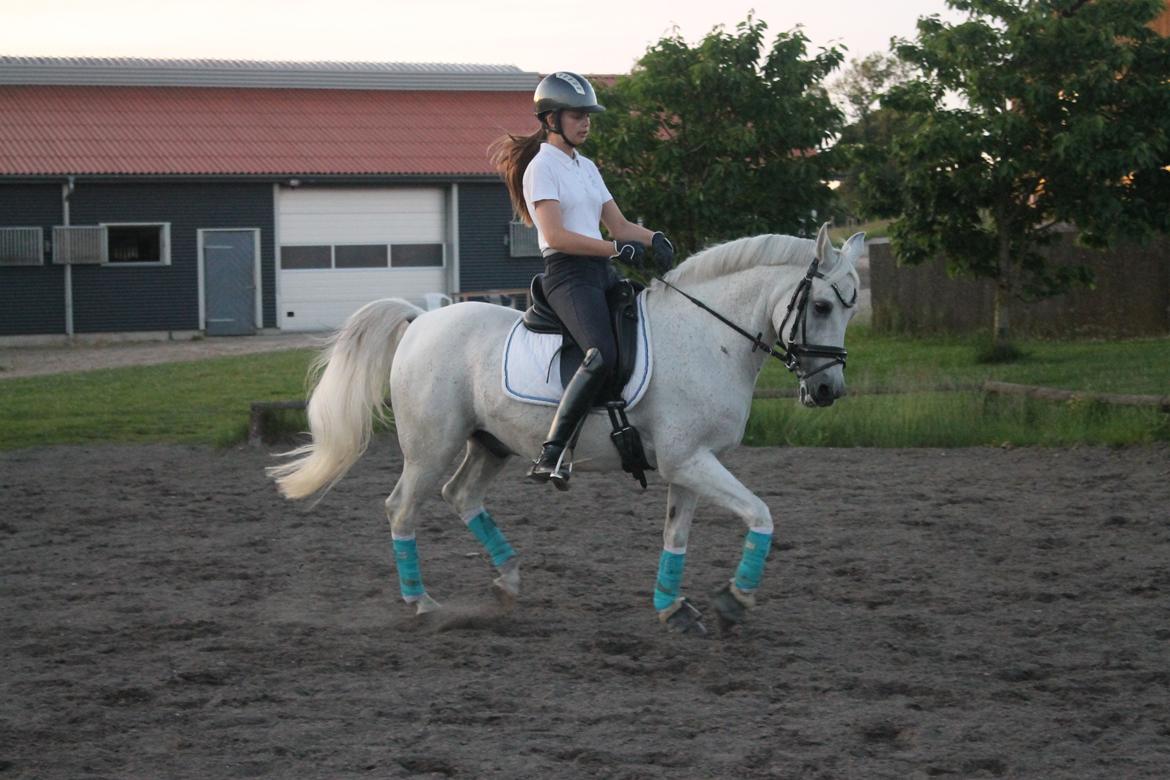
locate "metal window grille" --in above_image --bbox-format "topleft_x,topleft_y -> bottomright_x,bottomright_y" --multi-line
508,220 -> 540,258
52,226 -> 107,265
0,227 -> 44,266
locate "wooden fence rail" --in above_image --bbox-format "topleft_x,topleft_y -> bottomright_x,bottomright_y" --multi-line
982,381 -> 1170,413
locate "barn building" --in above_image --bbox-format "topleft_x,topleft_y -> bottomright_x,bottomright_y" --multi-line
0,57 -> 545,340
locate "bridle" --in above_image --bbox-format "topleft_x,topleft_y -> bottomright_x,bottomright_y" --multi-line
657,254 -> 856,381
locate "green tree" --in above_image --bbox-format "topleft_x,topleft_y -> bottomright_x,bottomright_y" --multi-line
879,0 -> 1170,347
590,16 -> 844,257
831,52 -> 916,123
835,107 -> 917,219
830,53 -> 918,219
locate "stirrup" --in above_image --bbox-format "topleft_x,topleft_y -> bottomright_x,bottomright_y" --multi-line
547,446 -> 573,491
527,445 -> 559,483
528,442 -> 570,486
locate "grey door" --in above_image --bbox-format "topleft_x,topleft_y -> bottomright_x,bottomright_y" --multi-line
204,230 -> 257,336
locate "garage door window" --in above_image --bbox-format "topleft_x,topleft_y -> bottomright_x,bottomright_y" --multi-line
391,243 -> 443,268
282,245 -> 331,269
282,242 -> 444,270
335,244 -> 389,268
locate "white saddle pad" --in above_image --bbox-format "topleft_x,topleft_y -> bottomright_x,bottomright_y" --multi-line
502,290 -> 653,408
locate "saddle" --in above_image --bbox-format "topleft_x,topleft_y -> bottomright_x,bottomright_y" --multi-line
521,274 -> 654,488
523,274 -> 643,401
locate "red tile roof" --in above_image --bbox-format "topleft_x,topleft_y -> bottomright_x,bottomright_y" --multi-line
0,85 -> 540,176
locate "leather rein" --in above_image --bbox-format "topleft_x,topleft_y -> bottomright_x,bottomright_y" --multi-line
656,255 -> 856,381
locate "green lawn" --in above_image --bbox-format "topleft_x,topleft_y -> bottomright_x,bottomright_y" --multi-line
1,328 -> 1167,450
748,325 -> 1170,447
0,350 -> 315,450
756,325 -> 1170,396
830,219 -> 891,243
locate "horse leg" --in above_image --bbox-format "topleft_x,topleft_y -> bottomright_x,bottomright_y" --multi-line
386,446 -> 461,616
666,451 -> 774,631
654,484 -> 706,635
441,438 -> 519,602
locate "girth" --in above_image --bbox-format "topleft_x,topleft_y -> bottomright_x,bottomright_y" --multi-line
522,274 -> 643,401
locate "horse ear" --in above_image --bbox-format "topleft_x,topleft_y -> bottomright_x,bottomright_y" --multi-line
815,222 -> 833,265
842,232 -> 867,265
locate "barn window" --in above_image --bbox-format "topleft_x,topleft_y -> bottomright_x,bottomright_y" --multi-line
52,226 -> 107,264
335,244 -> 389,269
104,223 -> 170,265
391,243 -> 443,268
0,227 -> 44,266
281,245 -> 331,269
508,220 -> 540,258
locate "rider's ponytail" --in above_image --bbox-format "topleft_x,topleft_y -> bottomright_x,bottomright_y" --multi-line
489,127 -> 545,227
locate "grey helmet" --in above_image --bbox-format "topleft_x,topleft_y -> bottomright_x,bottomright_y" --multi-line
533,72 -> 606,117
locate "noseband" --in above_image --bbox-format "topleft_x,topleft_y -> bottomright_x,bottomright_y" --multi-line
658,255 -> 856,381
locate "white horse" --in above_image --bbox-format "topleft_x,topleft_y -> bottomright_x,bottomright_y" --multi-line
270,224 -> 865,634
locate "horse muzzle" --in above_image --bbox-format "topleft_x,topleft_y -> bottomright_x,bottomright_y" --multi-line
799,378 -> 844,408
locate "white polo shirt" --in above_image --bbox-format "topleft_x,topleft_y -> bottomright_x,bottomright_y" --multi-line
523,143 -> 614,257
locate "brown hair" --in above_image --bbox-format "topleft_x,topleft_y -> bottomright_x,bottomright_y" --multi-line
488,126 -> 546,226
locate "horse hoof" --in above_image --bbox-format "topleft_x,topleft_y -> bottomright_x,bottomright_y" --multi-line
712,583 -> 753,632
662,598 -> 707,636
414,593 -> 442,615
492,577 -> 519,608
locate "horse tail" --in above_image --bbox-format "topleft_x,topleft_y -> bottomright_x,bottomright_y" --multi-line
268,298 -> 423,500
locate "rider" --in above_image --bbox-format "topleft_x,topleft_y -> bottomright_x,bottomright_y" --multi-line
490,71 -> 675,489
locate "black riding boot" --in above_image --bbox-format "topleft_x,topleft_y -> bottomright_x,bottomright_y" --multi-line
528,347 -> 609,490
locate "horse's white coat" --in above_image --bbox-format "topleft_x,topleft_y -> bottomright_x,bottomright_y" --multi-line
270,224 -> 864,616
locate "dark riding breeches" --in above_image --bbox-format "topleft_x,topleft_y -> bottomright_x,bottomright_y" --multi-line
541,254 -> 620,377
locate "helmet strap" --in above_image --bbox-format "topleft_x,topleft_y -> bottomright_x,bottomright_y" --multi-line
544,110 -> 577,149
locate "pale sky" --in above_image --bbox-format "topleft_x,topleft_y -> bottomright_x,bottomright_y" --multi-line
0,0 -> 961,74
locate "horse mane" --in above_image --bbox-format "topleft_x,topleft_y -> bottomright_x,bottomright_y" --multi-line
662,234 -> 815,286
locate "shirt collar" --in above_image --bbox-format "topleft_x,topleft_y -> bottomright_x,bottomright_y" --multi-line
541,142 -> 579,167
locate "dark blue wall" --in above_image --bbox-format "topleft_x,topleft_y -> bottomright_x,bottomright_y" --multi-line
0,184 -> 66,335
68,182 -> 275,333
458,183 -> 543,292
3,179 -> 540,336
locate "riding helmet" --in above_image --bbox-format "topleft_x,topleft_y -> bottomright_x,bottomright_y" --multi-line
533,72 -> 606,117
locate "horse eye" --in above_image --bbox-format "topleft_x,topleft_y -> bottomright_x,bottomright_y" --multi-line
813,300 -> 833,316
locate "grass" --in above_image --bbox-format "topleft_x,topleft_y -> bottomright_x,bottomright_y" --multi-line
1,328 -> 1167,450
830,218 -> 891,243
748,324 -> 1170,447
0,350 -> 316,450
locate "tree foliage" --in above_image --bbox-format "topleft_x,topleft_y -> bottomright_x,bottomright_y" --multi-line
830,52 -> 917,123
830,53 -> 919,219
589,16 -> 844,257
875,0 -> 1170,343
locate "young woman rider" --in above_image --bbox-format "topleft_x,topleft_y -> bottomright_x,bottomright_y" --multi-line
490,71 -> 675,489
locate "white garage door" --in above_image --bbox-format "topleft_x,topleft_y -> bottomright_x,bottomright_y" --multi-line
278,187 -> 447,331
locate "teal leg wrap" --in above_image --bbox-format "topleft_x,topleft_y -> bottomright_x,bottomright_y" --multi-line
654,550 -> 686,611
466,511 -> 515,568
392,537 -> 425,601
733,530 -> 772,592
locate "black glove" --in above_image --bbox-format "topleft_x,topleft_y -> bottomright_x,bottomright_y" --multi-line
651,232 -> 675,273
610,240 -> 646,267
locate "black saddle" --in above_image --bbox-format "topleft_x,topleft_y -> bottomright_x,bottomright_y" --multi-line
522,274 -> 643,402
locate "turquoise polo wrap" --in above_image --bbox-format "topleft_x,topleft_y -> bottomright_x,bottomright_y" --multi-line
654,549 -> 687,611
466,510 -> 515,568
733,530 -> 772,592
392,537 -> 425,601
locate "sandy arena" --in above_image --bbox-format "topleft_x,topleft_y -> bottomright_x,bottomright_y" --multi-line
2,435 -> 1168,779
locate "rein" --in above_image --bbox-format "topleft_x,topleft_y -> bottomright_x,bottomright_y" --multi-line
656,255 -> 855,381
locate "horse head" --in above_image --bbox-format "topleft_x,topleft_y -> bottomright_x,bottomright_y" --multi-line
774,223 -> 865,408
